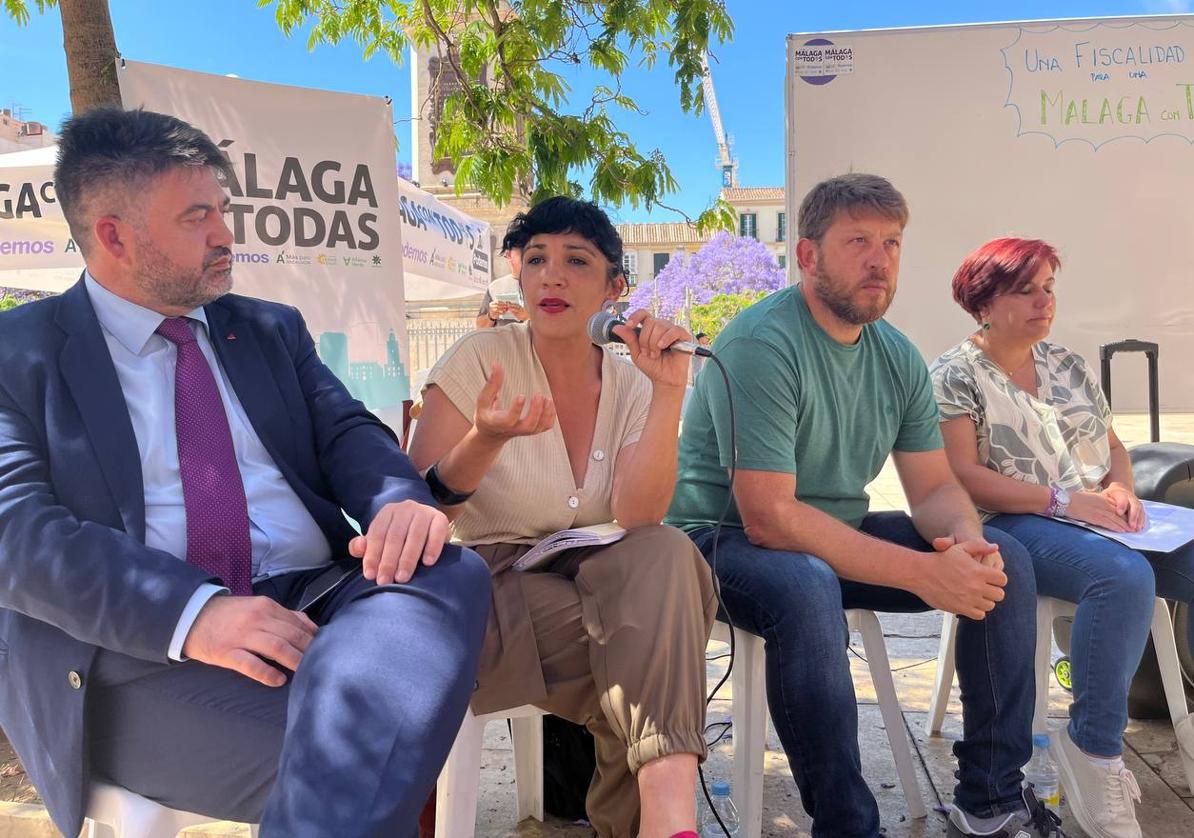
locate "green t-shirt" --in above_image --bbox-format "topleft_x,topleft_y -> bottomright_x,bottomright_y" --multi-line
666,284 -> 943,531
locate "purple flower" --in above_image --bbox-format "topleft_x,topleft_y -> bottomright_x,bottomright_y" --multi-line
626,232 -> 786,321
0,286 -> 54,311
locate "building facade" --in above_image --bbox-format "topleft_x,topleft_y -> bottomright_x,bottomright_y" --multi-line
615,186 -> 789,289
614,221 -> 712,293
0,109 -> 55,155
407,22 -> 528,321
722,186 -> 786,271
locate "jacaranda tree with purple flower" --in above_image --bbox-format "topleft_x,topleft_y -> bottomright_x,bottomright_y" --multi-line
627,231 -> 787,325
0,287 -> 52,312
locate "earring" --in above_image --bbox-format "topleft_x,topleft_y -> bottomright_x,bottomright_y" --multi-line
982,321 -> 991,331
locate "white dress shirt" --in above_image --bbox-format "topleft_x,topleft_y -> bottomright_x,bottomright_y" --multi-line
84,273 -> 332,659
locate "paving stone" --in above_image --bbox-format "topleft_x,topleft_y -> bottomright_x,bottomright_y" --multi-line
0,803 -> 59,838
1126,718 -> 1187,756
1138,747 -> 1193,799
1119,746 -> 1194,834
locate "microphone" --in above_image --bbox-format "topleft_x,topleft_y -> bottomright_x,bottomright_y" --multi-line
586,310 -> 713,357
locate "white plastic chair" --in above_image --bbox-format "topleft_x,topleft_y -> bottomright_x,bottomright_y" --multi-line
434,703 -> 547,838
926,597 -> 1194,791
434,612 -> 926,838
84,782 -> 259,838
711,611 -> 928,838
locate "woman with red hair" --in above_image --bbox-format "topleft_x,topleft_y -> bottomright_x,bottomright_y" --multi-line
930,237 -> 1194,838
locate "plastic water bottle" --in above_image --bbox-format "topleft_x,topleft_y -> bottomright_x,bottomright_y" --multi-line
1024,733 -> 1060,808
700,779 -> 740,837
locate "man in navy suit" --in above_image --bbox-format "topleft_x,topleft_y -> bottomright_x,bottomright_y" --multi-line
0,107 -> 490,837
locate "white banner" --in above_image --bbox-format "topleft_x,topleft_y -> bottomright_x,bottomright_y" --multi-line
119,60 -> 413,415
396,176 -> 491,300
0,145 -> 83,291
0,164 -> 75,269
788,17 -> 1194,410
0,152 -> 489,300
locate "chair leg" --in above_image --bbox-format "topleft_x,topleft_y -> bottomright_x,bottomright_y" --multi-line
730,626 -> 767,838
854,610 -> 927,819
926,612 -> 959,736
87,786 -> 177,838
1149,598 -> 1194,790
435,710 -> 486,838
511,714 -> 545,822
1033,598 -> 1055,735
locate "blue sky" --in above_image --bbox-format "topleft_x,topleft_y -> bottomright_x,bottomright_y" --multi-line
0,0 -> 1187,223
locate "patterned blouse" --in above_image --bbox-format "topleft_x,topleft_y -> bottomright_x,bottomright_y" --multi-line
930,339 -> 1112,513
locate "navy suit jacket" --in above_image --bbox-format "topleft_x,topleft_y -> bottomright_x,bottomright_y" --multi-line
0,278 -> 436,834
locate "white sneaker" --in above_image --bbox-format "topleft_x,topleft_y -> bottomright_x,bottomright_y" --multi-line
1052,727 -> 1142,838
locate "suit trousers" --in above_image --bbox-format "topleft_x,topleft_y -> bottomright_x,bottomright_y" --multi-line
85,546 -> 490,838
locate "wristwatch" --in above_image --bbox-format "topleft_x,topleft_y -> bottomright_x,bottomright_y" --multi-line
425,463 -> 474,506
1047,486 -> 1071,518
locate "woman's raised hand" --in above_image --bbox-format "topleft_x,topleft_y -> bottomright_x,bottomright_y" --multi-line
612,309 -> 693,390
473,363 -> 556,441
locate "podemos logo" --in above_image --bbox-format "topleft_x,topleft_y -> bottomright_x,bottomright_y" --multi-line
233,252 -> 270,264
0,239 -> 54,255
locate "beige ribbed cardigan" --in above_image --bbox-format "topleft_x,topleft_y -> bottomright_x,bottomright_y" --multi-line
422,323 -> 654,711
423,323 -> 651,545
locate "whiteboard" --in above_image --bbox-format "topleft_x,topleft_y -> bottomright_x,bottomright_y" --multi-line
786,15 -> 1194,412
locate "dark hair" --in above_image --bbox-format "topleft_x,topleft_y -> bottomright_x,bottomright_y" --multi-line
502,196 -> 624,281
797,173 -> 909,243
55,107 -> 232,253
952,237 -> 1061,320
695,332 -> 708,339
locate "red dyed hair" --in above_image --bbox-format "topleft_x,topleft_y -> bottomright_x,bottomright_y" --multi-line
951,237 -> 1061,320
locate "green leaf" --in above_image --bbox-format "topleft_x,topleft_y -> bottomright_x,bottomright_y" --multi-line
694,197 -> 737,235
690,290 -> 769,340
3,0 -> 57,26
255,0 -> 734,214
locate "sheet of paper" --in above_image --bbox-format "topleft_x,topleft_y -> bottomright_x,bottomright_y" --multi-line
1043,499 -> 1194,553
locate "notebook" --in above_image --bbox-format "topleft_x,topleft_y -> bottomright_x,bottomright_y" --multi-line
511,522 -> 628,571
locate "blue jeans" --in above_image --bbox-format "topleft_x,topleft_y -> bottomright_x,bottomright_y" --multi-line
689,512 -> 1037,837
987,513 -> 1194,757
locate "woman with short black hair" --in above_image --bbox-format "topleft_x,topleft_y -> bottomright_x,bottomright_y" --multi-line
411,196 -> 716,838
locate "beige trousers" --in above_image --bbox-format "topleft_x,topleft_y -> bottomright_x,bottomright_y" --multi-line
473,525 -> 717,837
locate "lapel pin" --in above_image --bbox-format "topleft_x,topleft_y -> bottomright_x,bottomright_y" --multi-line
226,332 -> 237,342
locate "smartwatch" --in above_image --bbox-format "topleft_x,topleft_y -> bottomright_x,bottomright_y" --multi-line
425,463 -> 474,506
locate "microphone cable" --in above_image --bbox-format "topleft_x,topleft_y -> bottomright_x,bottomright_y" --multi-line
591,308 -> 739,834
695,351 -> 739,837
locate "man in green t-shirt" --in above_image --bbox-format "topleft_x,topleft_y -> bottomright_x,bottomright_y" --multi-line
667,174 -> 1055,838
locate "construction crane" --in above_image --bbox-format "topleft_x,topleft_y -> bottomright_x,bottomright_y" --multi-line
700,53 -> 738,189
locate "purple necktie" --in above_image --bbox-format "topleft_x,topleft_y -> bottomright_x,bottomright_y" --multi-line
156,317 -> 253,596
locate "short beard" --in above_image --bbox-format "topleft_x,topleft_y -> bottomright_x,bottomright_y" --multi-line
134,236 -> 232,311
811,262 -> 892,326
